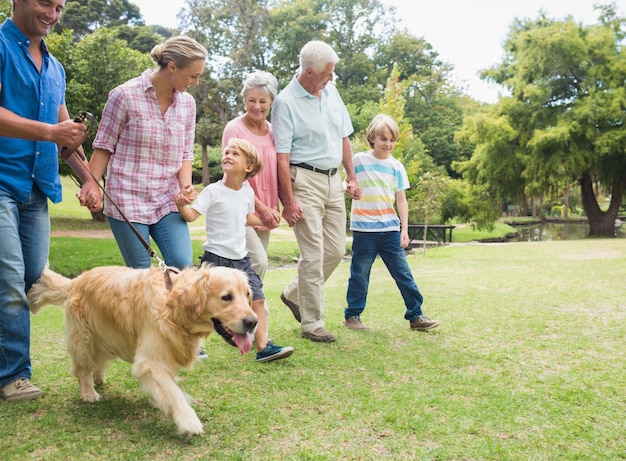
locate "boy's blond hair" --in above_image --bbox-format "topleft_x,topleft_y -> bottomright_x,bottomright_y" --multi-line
226,138 -> 263,180
366,114 -> 399,148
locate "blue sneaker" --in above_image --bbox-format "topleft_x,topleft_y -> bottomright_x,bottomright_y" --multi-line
197,347 -> 208,360
256,341 -> 294,363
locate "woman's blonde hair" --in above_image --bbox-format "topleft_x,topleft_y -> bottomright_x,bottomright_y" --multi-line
226,138 -> 263,180
150,36 -> 208,69
366,114 -> 399,148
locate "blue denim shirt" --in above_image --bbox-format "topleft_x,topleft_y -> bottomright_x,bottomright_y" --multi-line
0,19 -> 66,203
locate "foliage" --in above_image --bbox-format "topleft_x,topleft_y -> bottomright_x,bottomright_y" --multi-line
109,24 -> 163,53
410,172 -> 447,254
0,0 -> 10,20
55,0 -> 143,39
379,64 -> 412,158
462,5 -> 626,236
47,28 -> 153,178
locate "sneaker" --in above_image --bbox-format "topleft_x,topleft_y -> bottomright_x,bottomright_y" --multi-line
410,315 -> 440,331
256,341 -> 294,363
0,379 -> 44,402
197,347 -> 208,360
301,327 -> 335,343
343,316 -> 369,330
280,293 -> 301,323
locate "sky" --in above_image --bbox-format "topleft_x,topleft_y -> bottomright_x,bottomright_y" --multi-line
131,0 -> 614,103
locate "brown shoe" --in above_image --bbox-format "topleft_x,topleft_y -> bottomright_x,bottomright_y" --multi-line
0,379 -> 44,402
343,316 -> 369,330
410,315 -> 440,331
301,327 -> 335,343
280,293 -> 301,323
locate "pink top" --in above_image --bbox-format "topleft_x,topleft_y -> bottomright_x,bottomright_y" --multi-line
93,69 -> 196,224
222,116 -> 279,227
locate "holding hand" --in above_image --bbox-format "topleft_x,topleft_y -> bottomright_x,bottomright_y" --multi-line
343,180 -> 362,200
77,182 -> 103,212
176,184 -> 197,205
259,206 -> 281,229
282,202 -> 304,227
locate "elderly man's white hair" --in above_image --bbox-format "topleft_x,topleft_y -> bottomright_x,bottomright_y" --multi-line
299,40 -> 339,73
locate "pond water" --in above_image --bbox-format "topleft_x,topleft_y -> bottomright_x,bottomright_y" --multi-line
510,221 -> 626,242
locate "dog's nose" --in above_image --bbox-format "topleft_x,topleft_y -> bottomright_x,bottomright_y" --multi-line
243,315 -> 258,332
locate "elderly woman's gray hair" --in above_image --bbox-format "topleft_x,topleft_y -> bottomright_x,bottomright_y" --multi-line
299,40 -> 339,73
241,71 -> 279,101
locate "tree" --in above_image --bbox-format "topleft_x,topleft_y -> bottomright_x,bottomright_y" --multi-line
0,0 -> 10,21
321,0 -> 394,104
467,6 -> 626,236
376,30 -> 468,177
55,0 -> 143,39
110,24 -> 162,53
411,172 -> 447,255
266,0 -> 328,85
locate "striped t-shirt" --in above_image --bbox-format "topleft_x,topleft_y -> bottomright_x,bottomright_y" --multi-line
349,150 -> 409,232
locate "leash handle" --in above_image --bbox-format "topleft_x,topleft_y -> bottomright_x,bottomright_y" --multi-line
60,111 -> 95,160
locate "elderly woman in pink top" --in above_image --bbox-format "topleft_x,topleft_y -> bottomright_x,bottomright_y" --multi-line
222,71 -> 281,284
82,36 -> 207,270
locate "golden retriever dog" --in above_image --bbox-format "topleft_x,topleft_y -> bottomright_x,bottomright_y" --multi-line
27,264 -> 257,435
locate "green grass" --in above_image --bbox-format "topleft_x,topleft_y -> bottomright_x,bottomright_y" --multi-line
5,176 -> 624,459
2,239 -> 625,460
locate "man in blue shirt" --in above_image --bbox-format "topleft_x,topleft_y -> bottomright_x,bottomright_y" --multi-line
272,40 -> 361,343
0,0 -> 101,402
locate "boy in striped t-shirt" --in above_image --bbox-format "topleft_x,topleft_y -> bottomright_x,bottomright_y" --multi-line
344,115 -> 440,331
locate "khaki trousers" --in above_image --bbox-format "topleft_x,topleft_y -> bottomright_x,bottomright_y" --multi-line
246,226 -> 271,333
282,166 -> 346,333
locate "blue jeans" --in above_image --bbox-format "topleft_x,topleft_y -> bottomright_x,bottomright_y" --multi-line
0,186 -> 50,387
107,213 -> 192,269
346,231 -> 423,322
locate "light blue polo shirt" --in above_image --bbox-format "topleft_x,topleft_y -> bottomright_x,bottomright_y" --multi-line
0,19 -> 66,203
271,77 -> 353,170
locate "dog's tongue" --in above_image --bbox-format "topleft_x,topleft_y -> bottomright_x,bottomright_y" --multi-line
233,333 -> 252,355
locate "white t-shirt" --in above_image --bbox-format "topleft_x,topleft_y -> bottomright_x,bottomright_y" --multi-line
192,180 -> 255,260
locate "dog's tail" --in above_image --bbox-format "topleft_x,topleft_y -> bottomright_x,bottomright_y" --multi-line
27,265 -> 73,314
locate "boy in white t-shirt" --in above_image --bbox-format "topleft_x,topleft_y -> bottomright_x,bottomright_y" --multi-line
176,138 -> 294,362
344,115 -> 440,332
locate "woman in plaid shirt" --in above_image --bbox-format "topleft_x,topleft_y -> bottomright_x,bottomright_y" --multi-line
84,36 -> 207,270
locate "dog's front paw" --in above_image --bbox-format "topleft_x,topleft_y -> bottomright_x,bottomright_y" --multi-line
80,391 -> 101,402
175,414 -> 203,436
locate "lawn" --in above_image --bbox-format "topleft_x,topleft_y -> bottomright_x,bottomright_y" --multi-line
3,226 -> 626,459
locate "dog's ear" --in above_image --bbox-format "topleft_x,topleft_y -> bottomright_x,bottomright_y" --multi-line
193,269 -> 212,318
166,269 -> 207,321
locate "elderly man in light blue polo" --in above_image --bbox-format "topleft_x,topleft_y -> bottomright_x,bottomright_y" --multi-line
272,40 -> 361,343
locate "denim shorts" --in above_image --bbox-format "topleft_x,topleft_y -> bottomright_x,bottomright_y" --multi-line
200,252 -> 264,301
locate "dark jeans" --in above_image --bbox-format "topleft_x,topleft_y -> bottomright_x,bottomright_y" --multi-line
345,231 -> 423,321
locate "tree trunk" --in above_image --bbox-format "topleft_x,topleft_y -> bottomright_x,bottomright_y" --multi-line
201,143 -> 210,186
579,172 -> 625,237
90,210 -> 106,222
